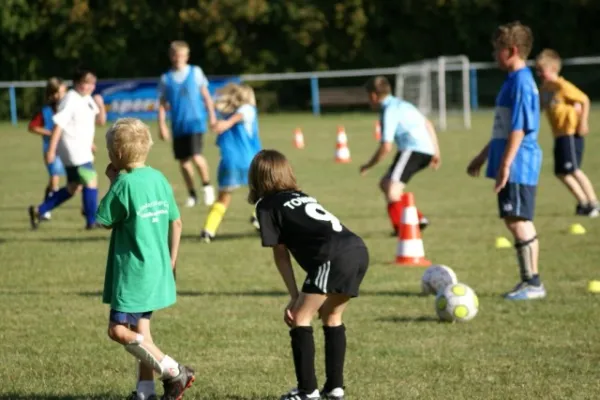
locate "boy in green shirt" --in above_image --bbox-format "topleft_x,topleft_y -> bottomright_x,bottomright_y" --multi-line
96,118 -> 194,400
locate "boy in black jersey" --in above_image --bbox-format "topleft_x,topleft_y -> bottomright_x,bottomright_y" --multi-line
249,149 -> 370,400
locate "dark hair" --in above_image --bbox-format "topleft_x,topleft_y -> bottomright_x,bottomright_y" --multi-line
73,66 -> 96,84
247,149 -> 299,204
365,76 -> 392,96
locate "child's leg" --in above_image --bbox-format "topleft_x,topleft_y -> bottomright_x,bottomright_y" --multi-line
192,154 -> 215,207
504,217 -> 540,284
202,190 -> 232,238
179,159 -> 197,202
132,318 -> 156,400
380,177 -> 404,234
319,294 -> 351,395
286,293 -> 328,396
573,169 -> 598,207
82,173 -> 99,229
556,174 -> 587,205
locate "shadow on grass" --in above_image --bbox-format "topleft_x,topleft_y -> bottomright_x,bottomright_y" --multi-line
361,290 -> 425,297
181,231 -> 259,242
377,315 -> 440,323
78,289 -> 427,298
0,395 -> 120,400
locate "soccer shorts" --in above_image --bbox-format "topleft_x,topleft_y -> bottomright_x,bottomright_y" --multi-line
383,150 -> 432,184
497,183 -> 537,221
554,135 -> 583,175
46,155 -> 66,177
65,162 -> 96,185
217,159 -> 249,191
172,133 -> 204,160
302,245 -> 370,298
109,309 -> 153,326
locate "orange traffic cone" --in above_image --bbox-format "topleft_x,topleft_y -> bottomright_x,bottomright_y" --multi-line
395,192 -> 431,266
374,120 -> 381,141
335,126 -> 351,163
294,128 -> 305,149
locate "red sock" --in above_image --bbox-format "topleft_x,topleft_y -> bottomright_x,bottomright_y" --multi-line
387,201 -> 403,233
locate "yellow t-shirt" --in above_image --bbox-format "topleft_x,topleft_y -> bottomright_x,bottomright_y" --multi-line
539,77 -> 587,137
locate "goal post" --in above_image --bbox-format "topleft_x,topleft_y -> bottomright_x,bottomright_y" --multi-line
395,55 -> 472,131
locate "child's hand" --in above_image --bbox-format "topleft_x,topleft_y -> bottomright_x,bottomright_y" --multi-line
105,163 -> 119,183
466,155 -> 485,177
45,149 -> 56,164
91,143 -> 97,154
430,153 -> 441,170
359,164 -> 370,176
494,166 -> 510,194
284,297 -> 298,328
158,123 -> 170,141
212,120 -> 230,134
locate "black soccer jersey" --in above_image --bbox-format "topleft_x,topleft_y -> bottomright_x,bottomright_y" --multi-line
256,190 -> 364,271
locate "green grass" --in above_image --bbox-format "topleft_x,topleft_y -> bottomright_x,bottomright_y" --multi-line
1,110 -> 600,400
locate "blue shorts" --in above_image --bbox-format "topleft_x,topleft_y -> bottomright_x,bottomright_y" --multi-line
65,162 -> 97,185
46,156 -> 65,177
554,135 -> 584,175
217,160 -> 249,191
497,183 -> 537,221
109,309 -> 153,326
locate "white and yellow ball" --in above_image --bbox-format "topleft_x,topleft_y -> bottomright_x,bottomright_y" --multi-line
421,264 -> 458,295
435,282 -> 479,322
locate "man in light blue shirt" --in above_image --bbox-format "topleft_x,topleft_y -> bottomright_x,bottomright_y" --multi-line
158,41 -> 217,208
360,76 -> 441,236
467,21 -> 544,301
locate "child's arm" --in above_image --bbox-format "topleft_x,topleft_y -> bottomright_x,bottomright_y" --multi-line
93,94 -> 107,126
212,113 -> 244,134
360,107 -> 397,175
563,81 -> 589,135
272,244 -> 299,299
169,218 -> 183,272
201,85 -> 217,128
494,131 -> 524,193
425,119 -> 441,169
45,124 -> 62,164
466,141 -> 490,177
157,77 -> 170,141
28,112 -> 51,137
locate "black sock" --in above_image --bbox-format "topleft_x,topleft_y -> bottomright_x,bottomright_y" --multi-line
323,325 -> 346,392
189,189 -> 197,198
44,186 -> 54,202
528,274 -> 541,287
290,326 -> 318,393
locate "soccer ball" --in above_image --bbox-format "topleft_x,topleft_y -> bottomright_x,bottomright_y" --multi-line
435,283 -> 479,323
421,264 -> 458,295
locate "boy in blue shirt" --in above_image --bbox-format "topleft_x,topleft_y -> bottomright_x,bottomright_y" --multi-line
360,76 -> 441,235
467,21 -> 545,300
158,41 -> 217,208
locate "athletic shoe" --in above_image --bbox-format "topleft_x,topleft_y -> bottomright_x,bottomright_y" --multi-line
279,388 -> 321,400
504,282 -> 546,300
161,365 -> 195,400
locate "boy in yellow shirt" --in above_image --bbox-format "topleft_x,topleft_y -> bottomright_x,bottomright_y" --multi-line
536,49 -> 599,217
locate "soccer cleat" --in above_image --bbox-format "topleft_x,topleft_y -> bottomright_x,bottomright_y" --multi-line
419,216 -> 430,231
126,391 -> 158,400
185,196 -> 197,208
161,365 -> 195,400
250,215 -> 260,231
203,185 -> 215,206
40,211 -> 52,221
279,388 -> 321,400
28,206 -> 40,230
322,388 -> 345,400
200,230 -> 214,243
504,282 -> 546,300
576,203 -> 599,217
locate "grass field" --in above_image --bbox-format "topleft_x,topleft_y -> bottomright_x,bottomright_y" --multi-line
1,110 -> 600,400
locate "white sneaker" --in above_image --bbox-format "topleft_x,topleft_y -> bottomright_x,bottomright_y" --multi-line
41,211 -> 52,221
323,387 -> 345,399
203,185 -> 215,206
279,388 -> 320,400
185,196 -> 197,208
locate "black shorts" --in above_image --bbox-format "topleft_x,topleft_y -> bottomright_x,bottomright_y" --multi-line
172,134 -> 204,160
302,246 -> 369,298
383,150 -> 432,184
497,183 -> 537,221
65,162 -> 96,185
554,135 -> 584,175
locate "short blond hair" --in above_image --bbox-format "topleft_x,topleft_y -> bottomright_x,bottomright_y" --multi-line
493,21 -> 534,60
106,118 -> 153,168
170,40 -> 189,54
536,49 -> 562,72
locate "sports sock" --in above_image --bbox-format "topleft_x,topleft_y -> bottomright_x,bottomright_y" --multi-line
323,325 -> 346,393
159,355 -> 180,380
203,202 -> 227,236
189,189 -> 197,198
386,201 -> 403,233
515,236 -> 537,283
290,326 -> 318,393
136,380 -> 156,400
38,187 -> 72,215
82,187 -> 98,226
43,186 -> 55,202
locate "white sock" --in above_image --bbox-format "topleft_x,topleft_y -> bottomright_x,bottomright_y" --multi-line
159,355 -> 180,380
136,380 -> 155,399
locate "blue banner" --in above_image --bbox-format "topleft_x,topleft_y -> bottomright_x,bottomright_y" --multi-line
95,76 -> 241,122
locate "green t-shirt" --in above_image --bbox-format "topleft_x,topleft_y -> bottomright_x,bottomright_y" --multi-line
96,166 -> 180,313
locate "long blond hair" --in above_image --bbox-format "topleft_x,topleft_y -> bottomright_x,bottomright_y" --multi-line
214,83 -> 256,115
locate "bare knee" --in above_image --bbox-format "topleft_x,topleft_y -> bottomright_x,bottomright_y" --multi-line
67,183 -> 81,195
321,312 -> 343,327
107,324 -> 130,344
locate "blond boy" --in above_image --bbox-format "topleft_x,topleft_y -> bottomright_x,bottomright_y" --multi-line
535,49 -> 599,217
158,41 -> 217,208
97,118 -> 194,400
467,22 -> 545,300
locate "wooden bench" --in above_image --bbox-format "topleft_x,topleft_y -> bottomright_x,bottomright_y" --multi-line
317,86 -> 369,106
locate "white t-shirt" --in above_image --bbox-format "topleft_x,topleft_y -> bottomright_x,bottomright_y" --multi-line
157,65 -> 208,102
52,89 -> 99,166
